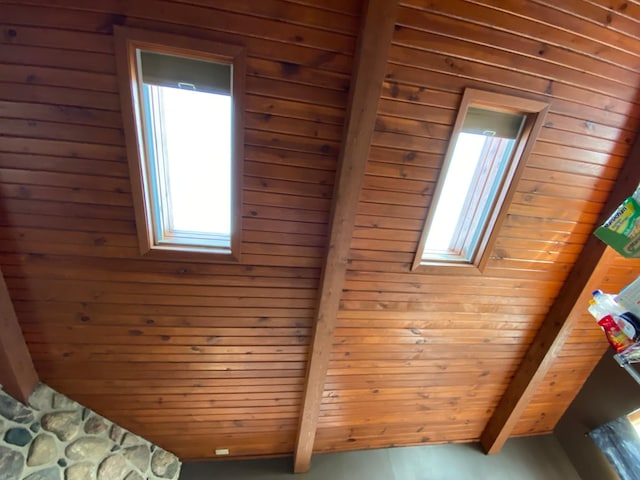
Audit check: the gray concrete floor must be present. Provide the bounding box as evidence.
[180,435,581,480]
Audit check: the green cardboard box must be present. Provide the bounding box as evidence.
[595,196,640,258]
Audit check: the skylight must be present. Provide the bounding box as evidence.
[412,89,549,271]
[421,125,521,262]
[143,80,231,248]
[114,27,245,260]
[422,132,491,256]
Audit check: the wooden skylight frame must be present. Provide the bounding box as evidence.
[114,26,245,262]
[412,88,549,272]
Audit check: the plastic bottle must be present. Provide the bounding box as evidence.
[592,290,640,342]
[588,299,635,353]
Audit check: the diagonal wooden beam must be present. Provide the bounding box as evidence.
[0,268,38,403]
[480,133,640,454]
[293,0,399,473]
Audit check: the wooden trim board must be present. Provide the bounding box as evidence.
[0,268,38,404]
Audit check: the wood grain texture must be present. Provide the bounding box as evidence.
[2,0,640,465]
[1,0,358,459]
[113,26,246,261]
[312,0,640,456]
[293,0,399,472]
[0,268,38,403]
[480,130,640,453]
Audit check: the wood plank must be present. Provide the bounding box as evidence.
[382,75,635,132]
[0,253,320,279]
[0,0,359,462]
[479,131,640,453]
[0,101,123,128]
[0,24,113,53]
[395,6,640,88]
[0,119,123,146]
[3,0,640,462]
[245,113,343,143]
[402,0,640,70]
[512,257,640,435]
[0,44,116,74]
[0,268,38,403]
[246,95,344,126]
[293,0,398,472]
[5,0,357,52]
[390,21,639,103]
[0,154,128,180]
[0,64,118,93]
[178,0,360,34]
[525,0,640,48]
[247,57,350,92]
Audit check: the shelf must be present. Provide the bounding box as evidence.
[613,343,640,385]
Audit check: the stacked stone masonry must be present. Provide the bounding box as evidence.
[0,384,181,480]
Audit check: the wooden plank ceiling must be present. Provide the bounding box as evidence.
[2,0,640,463]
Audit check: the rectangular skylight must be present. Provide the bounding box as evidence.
[115,27,245,260]
[422,127,520,262]
[413,89,549,271]
[143,82,231,247]
[140,51,233,252]
[422,132,491,256]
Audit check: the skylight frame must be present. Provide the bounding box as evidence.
[412,89,549,272]
[114,26,245,262]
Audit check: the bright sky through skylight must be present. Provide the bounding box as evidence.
[423,132,486,255]
[159,86,231,235]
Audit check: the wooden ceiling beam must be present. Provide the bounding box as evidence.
[480,134,640,454]
[0,268,38,403]
[293,0,399,473]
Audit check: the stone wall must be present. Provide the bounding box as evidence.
[0,384,181,480]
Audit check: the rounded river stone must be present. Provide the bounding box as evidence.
[0,445,24,480]
[52,393,75,410]
[97,454,128,480]
[23,467,60,480]
[124,471,144,480]
[0,394,34,423]
[84,416,108,435]
[5,427,32,447]
[65,437,111,461]
[109,425,123,443]
[41,411,81,442]
[64,462,93,480]
[28,384,52,411]
[123,445,150,472]
[27,433,57,466]
[151,449,179,478]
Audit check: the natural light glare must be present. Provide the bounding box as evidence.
[155,86,231,236]
[423,133,486,255]
[630,409,640,436]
